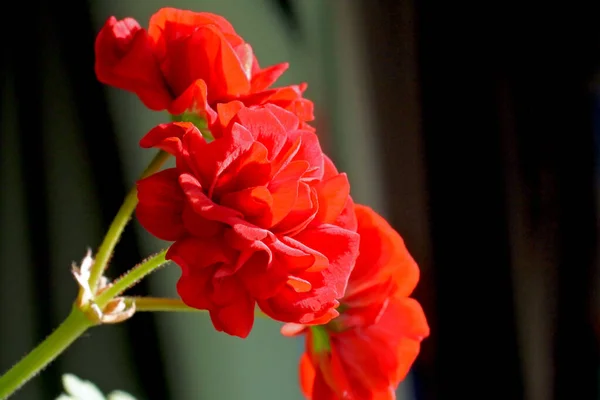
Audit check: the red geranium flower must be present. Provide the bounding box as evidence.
[95,7,313,123]
[282,205,429,399]
[135,103,359,337]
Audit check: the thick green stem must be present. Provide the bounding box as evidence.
[0,252,169,398]
[0,307,93,399]
[0,151,172,399]
[95,250,169,309]
[88,150,170,292]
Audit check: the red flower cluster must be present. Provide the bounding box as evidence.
[95,6,428,398]
[282,205,429,399]
[136,102,359,337]
[95,7,313,123]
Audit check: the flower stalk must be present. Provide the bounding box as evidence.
[88,150,170,293]
[0,152,170,399]
[127,297,269,319]
[0,307,93,399]
[95,250,169,309]
[126,297,200,312]
[0,251,169,399]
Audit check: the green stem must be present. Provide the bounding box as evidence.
[125,296,269,318]
[95,250,169,309]
[0,252,169,398]
[0,151,172,399]
[126,297,202,312]
[88,150,171,293]
[0,307,93,399]
[310,325,331,353]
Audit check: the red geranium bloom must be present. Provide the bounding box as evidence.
[282,205,429,399]
[135,103,359,337]
[95,7,313,123]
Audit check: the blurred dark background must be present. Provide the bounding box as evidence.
[1,0,599,399]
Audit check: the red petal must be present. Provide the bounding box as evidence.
[159,24,249,102]
[220,186,273,217]
[176,264,215,310]
[313,173,350,226]
[148,8,237,45]
[264,103,300,131]
[321,155,339,180]
[287,276,312,293]
[237,250,287,299]
[181,203,224,238]
[168,79,215,123]
[299,352,317,398]
[231,106,288,159]
[209,294,256,338]
[386,299,429,383]
[209,27,252,100]
[136,168,185,241]
[168,235,236,270]
[261,159,312,228]
[288,131,324,181]
[247,84,315,122]
[372,388,397,400]
[269,134,302,180]
[210,273,247,306]
[335,298,390,329]
[311,367,337,400]
[250,62,289,92]
[139,122,196,155]
[271,236,327,272]
[234,43,254,80]
[95,16,172,110]
[333,297,429,393]
[272,183,319,236]
[333,335,392,394]
[349,205,419,298]
[214,101,245,136]
[178,173,243,225]
[385,297,430,342]
[281,323,306,337]
[211,142,270,198]
[272,159,309,183]
[327,346,356,398]
[171,235,237,312]
[259,225,359,324]
[224,222,270,251]
[181,124,254,193]
[294,225,360,298]
[263,179,299,228]
[332,196,358,231]
[150,13,249,102]
[343,279,395,312]
[306,308,339,326]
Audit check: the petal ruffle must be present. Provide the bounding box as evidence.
[136,168,185,241]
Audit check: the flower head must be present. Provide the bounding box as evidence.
[282,205,429,399]
[135,103,358,337]
[95,8,313,123]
